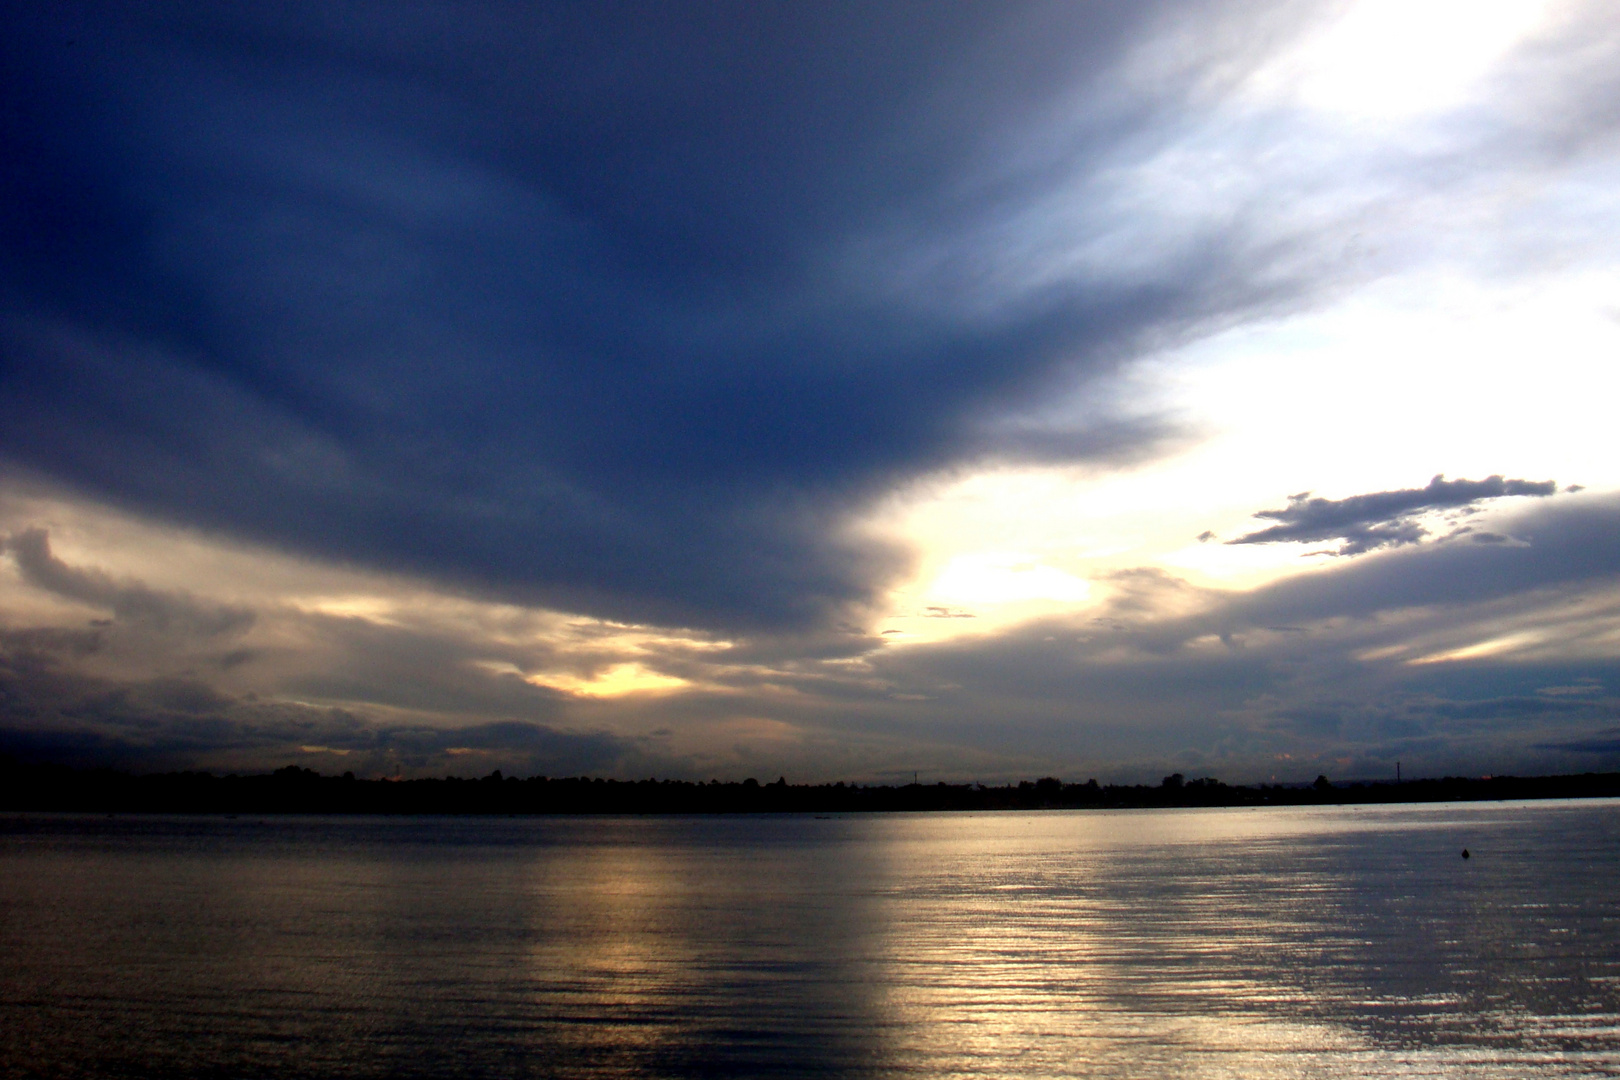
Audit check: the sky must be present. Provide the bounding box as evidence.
[2,0,1618,784]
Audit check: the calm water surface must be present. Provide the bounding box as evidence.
[2,801,1618,1078]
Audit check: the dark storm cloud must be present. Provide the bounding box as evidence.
[1540,728,1620,754]
[380,720,626,767]
[0,0,1332,631]
[0,627,633,775]
[1227,474,1558,555]
[274,610,591,725]
[4,527,254,635]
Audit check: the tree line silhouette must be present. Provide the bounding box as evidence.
[3,757,1618,815]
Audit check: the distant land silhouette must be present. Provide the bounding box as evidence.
[3,758,1619,815]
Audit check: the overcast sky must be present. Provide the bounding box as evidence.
[3,0,1617,783]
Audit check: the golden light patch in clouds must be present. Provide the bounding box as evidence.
[1,479,745,721]
[554,621,734,656]
[502,622,733,698]
[864,469,1103,643]
[287,595,407,623]
[1407,632,1546,665]
[526,663,691,698]
[867,458,1270,646]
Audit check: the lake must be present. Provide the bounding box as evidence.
[2,801,1617,1078]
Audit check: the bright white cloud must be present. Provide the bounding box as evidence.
[1262,0,1559,120]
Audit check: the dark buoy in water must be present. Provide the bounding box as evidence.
[1461,848,1470,859]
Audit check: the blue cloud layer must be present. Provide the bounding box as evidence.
[1,0,1248,630]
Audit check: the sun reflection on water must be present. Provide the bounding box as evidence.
[2,804,1617,1078]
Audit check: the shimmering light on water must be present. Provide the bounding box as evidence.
[2,802,1617,1078]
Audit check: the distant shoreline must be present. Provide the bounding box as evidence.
[4,758,1620,815]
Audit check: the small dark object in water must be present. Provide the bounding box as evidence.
[1461,848,1470,859]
